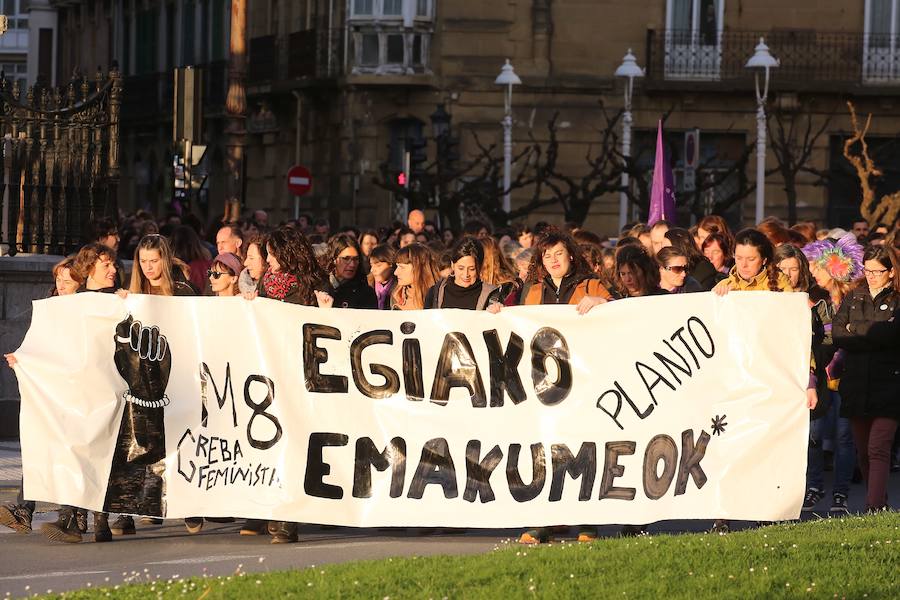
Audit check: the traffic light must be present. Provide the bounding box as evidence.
[409,138,428,179]
[396,172,407,187]
[443,136,460,172]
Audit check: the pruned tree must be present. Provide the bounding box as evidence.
[843,101,900,227]
[767,102,831,225]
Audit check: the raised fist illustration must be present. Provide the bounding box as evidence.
[104,315,172,517]
[114,315,172,408]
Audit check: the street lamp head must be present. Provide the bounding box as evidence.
[614,49,644,80]
[745,37,779,70]
[430,103,451,139]
[494,59,522,87]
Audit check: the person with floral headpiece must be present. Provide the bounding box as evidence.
[799,233,865,514]
[833,244,900,513]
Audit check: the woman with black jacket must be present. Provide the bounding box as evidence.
[833,244,900,512]
[318,234,377,309]
[425,237,501,310]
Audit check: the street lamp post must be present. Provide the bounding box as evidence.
[745,37,779,225]
[614,49,644,232]
[494,59,521,214]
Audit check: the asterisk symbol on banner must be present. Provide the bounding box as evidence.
[711,414,728,436]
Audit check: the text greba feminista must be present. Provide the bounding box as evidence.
[179,315,717,502]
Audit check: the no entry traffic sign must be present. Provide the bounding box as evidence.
[287,165,312,196]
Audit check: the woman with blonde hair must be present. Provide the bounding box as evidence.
[392,243,440,310]
[130,234,195,296]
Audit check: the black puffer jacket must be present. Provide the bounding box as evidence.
[324,274,377,309]
[832,285,900,420]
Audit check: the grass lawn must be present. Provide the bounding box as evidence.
[47,512,899,599]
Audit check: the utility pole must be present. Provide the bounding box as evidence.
[224,0,247,223]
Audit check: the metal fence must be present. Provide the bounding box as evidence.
[0,68,122,256]
[646,29,900,90]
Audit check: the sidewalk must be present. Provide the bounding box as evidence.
[0,440,21,487]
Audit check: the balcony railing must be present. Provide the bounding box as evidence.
[646,29,900,89]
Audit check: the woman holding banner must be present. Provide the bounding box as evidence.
[425,237,501,310]
[515,230,611,313]
[833,244,900,513]
[391,243,440,310]
[207,253,243,297]
[711,228,805,533]
[130,234,196,297]
[502,230,610,544]
[248,227,328,542]
[1,257,94,542]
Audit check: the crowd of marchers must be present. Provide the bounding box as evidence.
[1,207,898,545]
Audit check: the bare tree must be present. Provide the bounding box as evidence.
[843,101,900,227]
[767,103,831,225]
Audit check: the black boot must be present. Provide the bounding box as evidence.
[93,512,112,543]
[41,507,82,543]
[0,503,33,534]
[271,521,298,544]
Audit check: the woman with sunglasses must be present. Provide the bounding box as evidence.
[664,228,723,290]
[316,234,377,309]
[656,247,704,293]
[207,253,243,297]
[833,244,900,513]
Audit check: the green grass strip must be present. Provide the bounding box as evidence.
[45,512,900,599]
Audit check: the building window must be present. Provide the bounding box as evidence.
[0,0,29,51]
[353,0,374,16]
[664,0,724,80]
[1,62,27,89]
[351,0,433,20]
[864,0,900,83]
[349,0,433,74]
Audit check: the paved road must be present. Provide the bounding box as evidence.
[1,439,898,597]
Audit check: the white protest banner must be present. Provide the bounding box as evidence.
[14,292,811,526]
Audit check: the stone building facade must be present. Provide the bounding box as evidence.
[47,0,900,234]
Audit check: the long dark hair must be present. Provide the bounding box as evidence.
[527,230,592,283]
[616,244,660,297]
[266,227,326,304]
[734,228,782,292]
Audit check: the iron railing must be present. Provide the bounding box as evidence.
[0,69,122,255]
[646,29,900,90]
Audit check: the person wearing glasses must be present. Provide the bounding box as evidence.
[207,253,243,297]
[656,247,704,293]
[316,234,377,309]
[833,244,900,513]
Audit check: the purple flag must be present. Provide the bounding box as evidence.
[648,120,676,226]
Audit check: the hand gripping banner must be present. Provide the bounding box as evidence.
[13,292,811,526]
